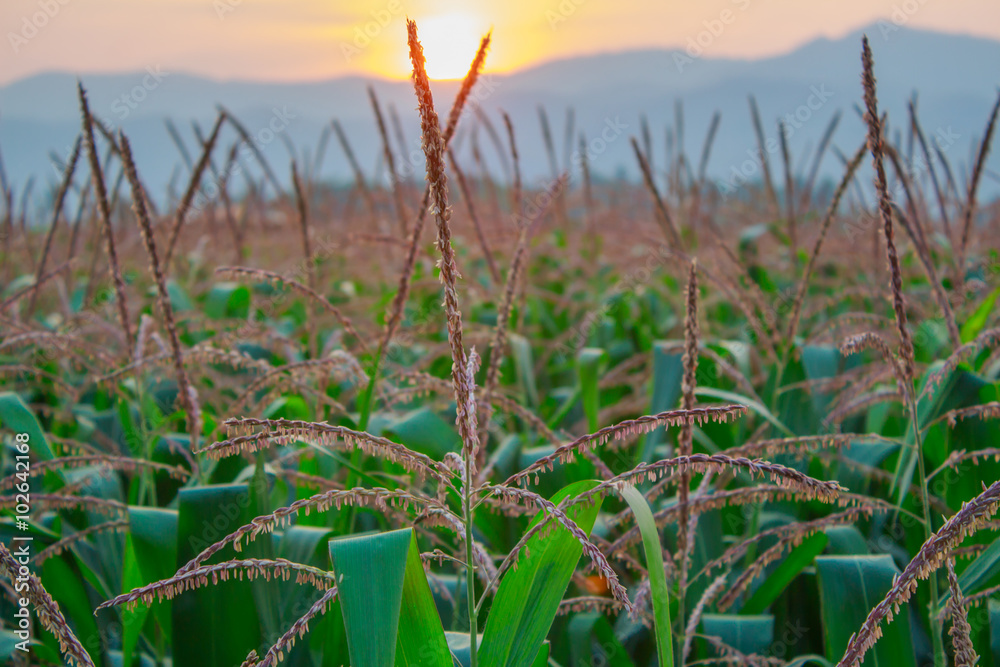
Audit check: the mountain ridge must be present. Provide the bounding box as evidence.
[1,22,998,205]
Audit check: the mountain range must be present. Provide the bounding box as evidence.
[1,22,998,210]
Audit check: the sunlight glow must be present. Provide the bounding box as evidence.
[416,13,487,80]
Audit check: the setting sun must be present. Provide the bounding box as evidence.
[415,13,488,80]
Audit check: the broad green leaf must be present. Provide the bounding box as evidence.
[174,485,262,667]
[0,392,55,461]
[120,535,150,667]
[128,507,177,638]
[895,366,990,506]
[480,480,604,667]
[277,525,337,619]
[989,599,1000,666]
[446,633,549,667]
[567,612,634,667]
[961,286,1000,343]
[641,342,683,462]
[0,629,58,663]
[798,345,857,429]
[509,334,539,409]
[823,526,870,555]
[816,555,916,667]
[742,533,828,614]
[274,525,349,667]
[107,649,158,666]
[577,348,608,433]
[696,387,793,437]
[938,535,1000,609]
[165,279,193,311]
[249,457,280,645]
[263,395,311,422]
[385,408,461,459]
[621,484,673,667]
[204,282,251,319]
[701,614,773,656]
[395,530,452,667]
[328,527,450,667]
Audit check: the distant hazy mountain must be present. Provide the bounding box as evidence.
[1,23,998,210]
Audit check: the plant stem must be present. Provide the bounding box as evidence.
[908,391,944,666]
[343,342,384,533]
[464,451,478,667]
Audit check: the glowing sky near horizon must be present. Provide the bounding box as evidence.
[1,0,998,85]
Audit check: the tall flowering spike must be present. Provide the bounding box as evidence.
[681,259,700,436]
[119,131,201,449]
[861,36,915,386]
[406,18,480,464]
[442,32,491,145]
[78,81,132,344]
[677,258,699,587]
[380,27,490,353]
[946,559,979,667]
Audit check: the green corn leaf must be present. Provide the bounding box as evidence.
[696,387,793,437]
[815,555,916,667]
[989,599,1000,665]
[823,526,870,555]
[641,342,683,462]
[174,485,262,667]
[120,535,150,667]
[127,507,177,639]
[204,282,251,319]
[328,527,450,667]
[893,367,989,507]
[937,534,1000,610]
[567,612,634,667]
[395,529,452,667]
[385,407,461,459]
[577,347,608,433]
[509,334,539,409]
[621,484,673,667]
[0,392,55,461]
[961,286,1000,343]
[701,614,773,657]
[741,532,828,614]
[480,480,604,667]
[446,633,549,667]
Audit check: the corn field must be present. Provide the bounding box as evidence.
[1,20,1000,667]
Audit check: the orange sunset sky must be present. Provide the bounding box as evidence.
[1,0,999,85]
